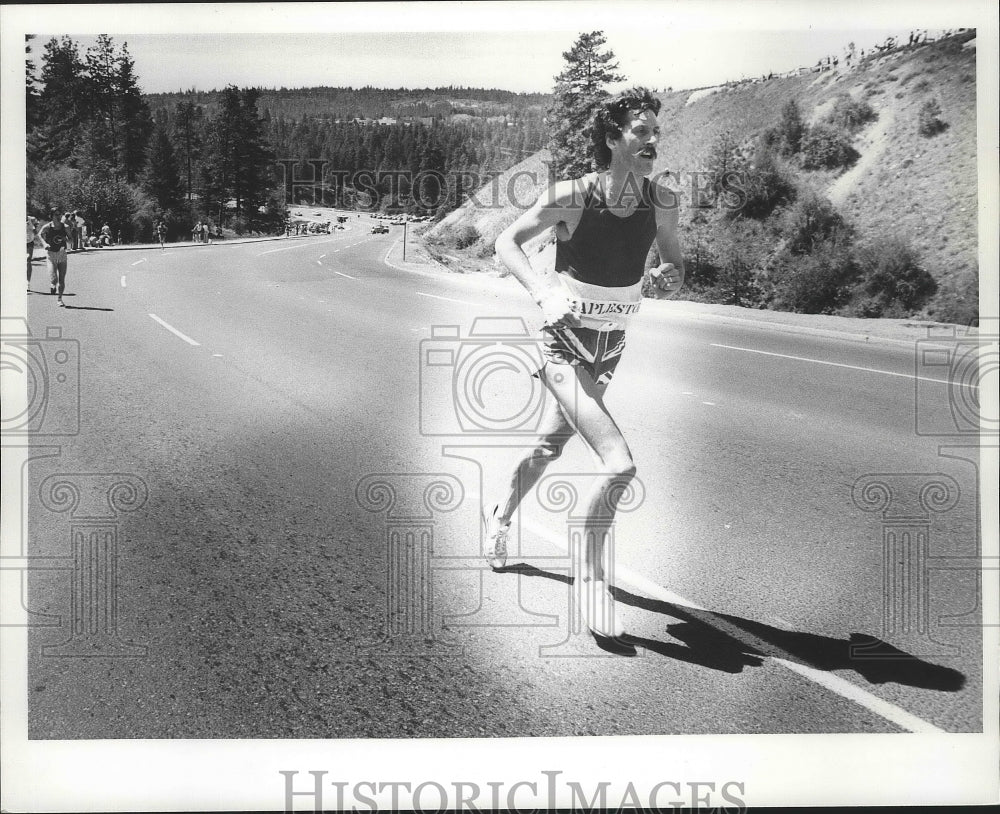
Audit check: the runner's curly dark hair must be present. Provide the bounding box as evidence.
[591,87,662,170]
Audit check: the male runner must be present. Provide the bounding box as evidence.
[38,208,70,307]
[491,88,684,638]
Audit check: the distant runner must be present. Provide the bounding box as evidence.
[491,87,685,639]
[38,208,70,307]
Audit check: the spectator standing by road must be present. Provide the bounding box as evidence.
[62,212,76,253]
[201,221,210,244]
[26,215,37,289]
[38,208,70,307]
[74,211,86,250]
[100,223,113,246]
[156,219,167,249]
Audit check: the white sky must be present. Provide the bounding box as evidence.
[21,0,985,95]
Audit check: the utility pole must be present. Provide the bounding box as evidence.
[403,218,407,262]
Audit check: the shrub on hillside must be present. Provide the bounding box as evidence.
[710,218,769,308]
[800,125,859,170]
[850,237,937,316]
[679,212,719,290]
[926,268,979,326]
[779,193,853,255]
[918,98,948,137]
[454,224,480,250]
[824,94,877,133]
[762,99,806,156]
[770,239,858,314]
[735,145,798,220]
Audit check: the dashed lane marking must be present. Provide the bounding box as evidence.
[334,271,356,280]
[120,276,127,288]
[256,238,341,256]
[416,291,480,307]
[710,343,968,387]
[148,313,201,346]
[131,258,146,266]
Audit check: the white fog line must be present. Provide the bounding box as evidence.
[148,314,201,346]
[416,291,479,307]
[256,238,338,256]
[520,517,943,734]
[710,343,968,387]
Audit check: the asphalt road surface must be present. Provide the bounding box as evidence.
[22,217,983,738]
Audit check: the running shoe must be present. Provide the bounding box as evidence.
[581,579,625,638]
[482,504,509,570]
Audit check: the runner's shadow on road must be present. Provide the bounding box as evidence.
[612,587,965,691]
[61,304,114,311]
[506,565,763,667]
[496,563,571,583]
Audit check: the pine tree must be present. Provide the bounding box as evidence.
[79,36,153,181]
[143,124,183,212]
[116,43,153,182]
[547,31,625,180]
[34,36,88,165]
[172,100,204,203]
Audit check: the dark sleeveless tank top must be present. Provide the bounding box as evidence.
[554,174,657,287]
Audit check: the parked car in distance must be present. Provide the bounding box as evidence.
[371,224,389,234]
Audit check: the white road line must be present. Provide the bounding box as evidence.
[334,271,356,280]
[256,238,339,256]
[316,260,323,266]
[711,343,971,387]
[131,258,146,266]
[120,276,127,288]
[520,516,944,734]
[148,314,201,346]
[701,401,716,406]
[416,291,480,307]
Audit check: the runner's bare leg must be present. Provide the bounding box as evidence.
[537,362,635,583]
[498,394,575,525]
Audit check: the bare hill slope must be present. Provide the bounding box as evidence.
[425,32,979,320]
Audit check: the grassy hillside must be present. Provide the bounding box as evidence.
[425,31,979,322]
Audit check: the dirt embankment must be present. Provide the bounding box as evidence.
[421,33,980,318]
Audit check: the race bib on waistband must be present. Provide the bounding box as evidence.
[558,274,643,330]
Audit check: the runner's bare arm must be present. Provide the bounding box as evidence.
[648,184,685,298]
[495,179,587,325]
